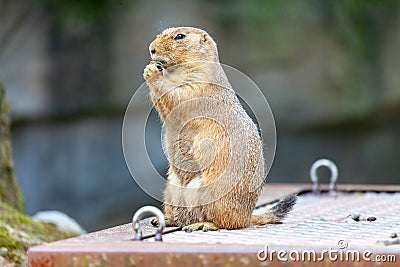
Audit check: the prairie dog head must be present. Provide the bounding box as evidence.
[149,27,219,67]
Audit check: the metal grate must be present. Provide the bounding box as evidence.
[28,184,400,267]
[149,191,400,249]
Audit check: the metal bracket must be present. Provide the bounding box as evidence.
[132,206,165,241]
[310,158,338,196]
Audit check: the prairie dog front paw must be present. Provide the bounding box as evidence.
[143,60,162,81]
[150,216,176,227]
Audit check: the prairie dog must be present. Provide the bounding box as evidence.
[143,26,295,231]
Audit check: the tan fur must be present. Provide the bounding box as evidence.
[144,27,294,230]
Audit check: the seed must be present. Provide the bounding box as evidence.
[366,216,376,222]
[390,233,397,238]
[350,212,360,221]
[383,239,400,246]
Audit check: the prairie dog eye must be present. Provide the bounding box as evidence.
[174,34,186,40]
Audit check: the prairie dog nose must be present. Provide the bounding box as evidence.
[149,40,156,55]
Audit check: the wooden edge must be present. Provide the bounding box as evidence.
[336,184,400,192]
[28,183,400,267]
[28,241,400,267]
[256,183,306,207]
[257,183,400,207]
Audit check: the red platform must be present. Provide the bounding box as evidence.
[28,184,400,266]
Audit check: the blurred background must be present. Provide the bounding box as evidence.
[0,0,399,232]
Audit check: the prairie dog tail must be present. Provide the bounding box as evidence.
[251,194,297,225]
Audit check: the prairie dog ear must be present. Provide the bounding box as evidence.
[201,33,211,44]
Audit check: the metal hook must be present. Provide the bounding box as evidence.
[132,206,165,241]
[310,159,338,196]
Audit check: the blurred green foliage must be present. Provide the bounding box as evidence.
[208,0,399,58]
[34,0,400,60]
[329,0,398,59]
[207,0,400,120]
[37,0,126,29]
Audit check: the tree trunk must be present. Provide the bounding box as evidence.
[0,81,24,211]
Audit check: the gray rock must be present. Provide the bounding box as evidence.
[32,210,86,235]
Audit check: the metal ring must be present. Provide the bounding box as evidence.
[310,159,338,195]
[132,206,165,241]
